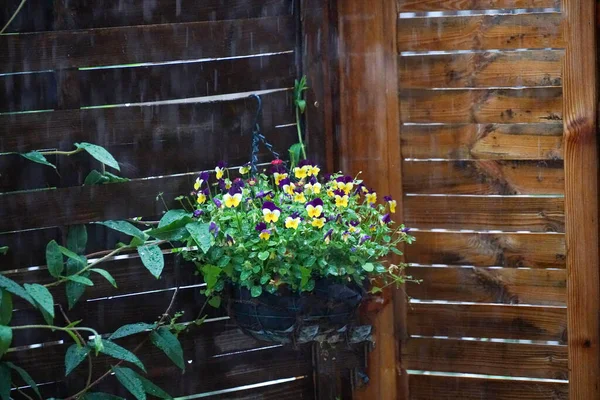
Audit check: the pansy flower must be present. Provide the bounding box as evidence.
[306,198,324,218]
[348,220,360,233]
[262,201,281,223]
[366,192,377,205]
[311,217,326,229]
[215,161,227,180]
[255,222,267,232]
[294,192,307,203]
[342,231,350,241]
[194,178,203,191]
[256,190,272,199]
[209,222,219,237]
[197,188,209,204]
[274,172,288,186]
[384,195,397,213]
[259,229,272,241]
[294,167,308,179]
[193,209,203,218]
[226,234,235,246]
[324,228,334,244]
[239,163,251,175]
[337,181,354,194]
[282,181,296,196]
[223,192,242,208]
[285,216,301,229]
[359,235,371,245]
[213,198,222,208]
[380,213,391,225]
[335,194,349,208]
[401,226,411,233]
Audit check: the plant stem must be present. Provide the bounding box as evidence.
[12,325,101,338]
[39,148,84,157]
[59,305,93,387]
[295,107,307,159]
[0,0,27,35]
[13,385,34,400]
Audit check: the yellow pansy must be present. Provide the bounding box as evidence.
[197,193,207,204]
[306,204,323,218]
[283,183,296,196]
[224,179,232,190]
[349,225,359,233]
[311,218,326,229]
[294,193,307,203]
[263,208,281,223]
[337,181,354,194]
[335,195,349,208]
[194,178,203,191]
[223,193,242,208]
[306,166,320,176]
[327,189,335,197]
[361,186,369,194]
[366,192,377,204]
[259,230,271,240]
[239,165,250,175]
[215,166,225,180]
[305,182,322,194]
[274,173,288,186]
[285,217,301,230]
[294,167,307,179]
[389,200,397,213]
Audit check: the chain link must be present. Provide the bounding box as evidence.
[249,94,280,176]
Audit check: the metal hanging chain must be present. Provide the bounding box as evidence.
[249,94,280,176]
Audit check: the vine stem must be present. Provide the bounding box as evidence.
[0,0,26,35]
[13,385,34,400]
[295,106,307,159]
[39,148,84,157]
[11,325,101,340]
[64,288,180,400]
[59,305,93,387]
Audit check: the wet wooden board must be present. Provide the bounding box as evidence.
[1,16,295,73]
[409,375,568,400]
[404,338,568,379]
[0,71,56,113]
[400,88,562,124]
[399,50,562,89]
[398,0,560,11]
[404,195,564,232]
[408,303,567,342]
[405,231,566,269]
[400,123,563,160]
[407,266,566,305]
[402,160,564,195]
[397,13,564,52]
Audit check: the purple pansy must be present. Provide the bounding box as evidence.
[209,222,219,237]
[199,171,210,182]
[217,161,228,168]
[401,227,411,233]
[256,190,272,199]
[306,198,324,208]
[359,235,371,245]
[381,213,391,224]
[384,195,393,202]
[333,189,346,197]
[213,198,222,208]
[226,234,234,245]
[349,220,359,227]
[262,201,281,212]
[278,177,291,188]
[324,228,334,241]
[336,175,353,183]
[255,222,267,232]
[309,176,318,185]
[193,209,203,218]
[298,159,315,168]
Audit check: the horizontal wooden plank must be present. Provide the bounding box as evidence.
[0,71,56,113]
[0,90,292,153]
[400,88,563,124]
[209,378,313,399]
[54,0,292,31]
[397,13,564,51]
[404,195,564,232]
[400,123,563,160]
[407,266,566,305]
[7,330,312,398]
[409,375,568,400]
[408,303,567,342]
[398,0,560,11]
[405,231,566,268]
[405,338,568,379]
[0,0,53,33]
[0,154,59,193]
[399,50,562,88]
[1,16,295,73]
[78,53,295,107]
[402,160,564,195]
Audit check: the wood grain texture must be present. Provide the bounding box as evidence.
[78,53,295,107]
[400,88,563,124]
[0,71,56,113]
[404,338,568,379]
[397,13,564,51]
[399,50,563,89]
[400,123,563,160]
[405,231,566,269]
[407,266,566,305]
[563,0,600,396]
[409,375,568,400]
[403,160,564,195]
[408,303,567,342]
[404,195,565,232]
[1,16,295,73]
[398,0,560,11]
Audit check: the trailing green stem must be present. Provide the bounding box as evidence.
[39,148,84,157]
[0,0,27,35]
[295,106,307,159]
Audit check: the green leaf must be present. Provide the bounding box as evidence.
[257,251,270,261]
[93,335,104,355]
[99,340,146,372]
[260,274,271,285]
[370,286,383,294]
[97,221,146,241]
[0,291,12,326]
[362,263,375,272]
[5,362,40,398]
[295,99,307,113]
[0,364,9,400]
[75,142,120,171]
[0,327,11,358]
[65,344,91,376]
[146,217,193,241]
[185,222,212,253]
[84,393,125,400]
[150,327,185,371]
[103,171,129,183]
[251,285,263,298]
[20,151,56,169]
[65,258,88,310]
[113,366,146,400]
[390,247,403,256]
[65,275,94,286]
[90,268,117,288]
[0,274,34,306]
[44,240,64,278]
[67,225,88,254]
[0,247,7,256]
[299,266,311,289]
[58,245,83,261]
[24,283,54,322]
[159,210,191,228]
[208,296,221,308]
[288,143,303,169]
[201,265,221,290]
[136,373,173,399]
[137,245,164,278]
[84,170,105,185]
[109,323,155,340]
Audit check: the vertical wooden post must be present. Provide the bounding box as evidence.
[335,0,404,399]
[563,0,600,398]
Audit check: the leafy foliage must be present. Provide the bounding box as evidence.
[75,142,120,171]
[65,344,91,376]
[20,151,56,169]
[150,327,185,371]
